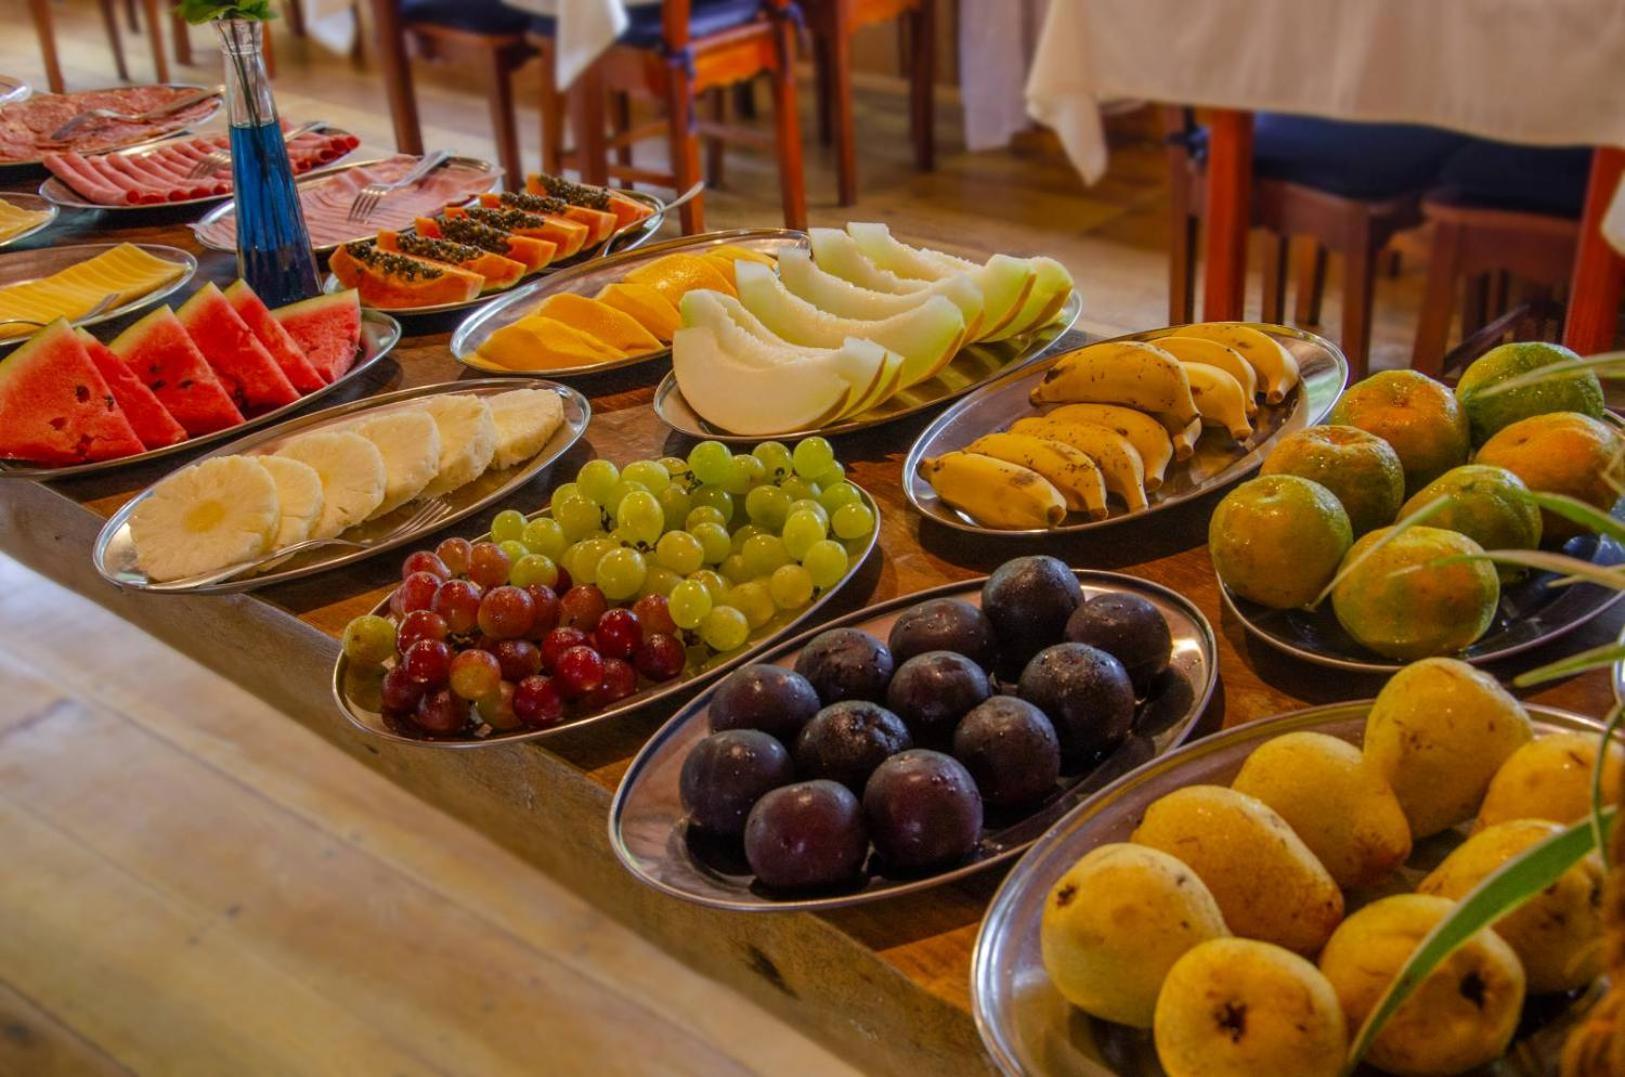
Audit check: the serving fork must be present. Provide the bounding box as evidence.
[185,120,326,179]
[595,181,704,259]
[346,150,452,223]
[49,85,224,141]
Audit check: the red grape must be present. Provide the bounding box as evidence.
[414,687,470,734]
[513,675,564,729]
[435,537,474,576]
[478,585,536,640]
[431,579,483,635]
[555,645,605,699]
[395,609,448,652]
[634,633,686,682]
[448,648,502,701]
[468,542,511,589]
[632,594,678,636]
[396,571,441,614]
[587,657,638,707]
[477,680,521,731]
[593,608,642,660]
[525,584,561,639]
[540,626,590,673]
[402,550,450,581]
[492,639,543,681]
[553,566,574,594]
[559,584,608,630]
[380,665,425,713]
[402,639,452,687]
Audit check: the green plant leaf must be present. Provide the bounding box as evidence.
[1470,350,1625,399]
[1422,549,1625,589]
[1594,705,1623,871]
[1522,490,1625,544]
[1344,807,1616,1075]
[1514,640,1625,687]
[1309,496,1454,609]
[173,0,275,24]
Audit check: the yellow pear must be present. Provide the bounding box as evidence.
[1478,732,1625,829]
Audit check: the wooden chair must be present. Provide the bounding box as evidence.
[530,0,807,234]
[27,0,172,91]
[802,0,936,206]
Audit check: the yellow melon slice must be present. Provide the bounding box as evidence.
[623,253,737,304]
[476,315,627,371]
[595,282,681,341]
[532,293,663,355]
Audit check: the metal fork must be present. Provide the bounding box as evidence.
[346,149,452,223]
[0,292,118,331]
[49,84,224,141]
[175,497,456,587]
[185,120,326,179]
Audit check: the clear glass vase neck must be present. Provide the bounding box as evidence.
[215,19,276,130]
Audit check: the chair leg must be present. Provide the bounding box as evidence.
[170,13,191,65]
[811,31,833,147]
[1384,248,1402,278]
[124,0,139,33]
[486,56,523,191]
[610,92,634,186]
[705,88,726,189]
[1340,220,1377,380]
[569,58,610,186]
[664,63,705,233]
[909,0,936,172]
[97,0,131,82]
[769,13,808,229]
[1260,232,1288,324]
[827,19,857,206]
[138,0,169,81]
[1293,240,1327,325]
[538,46,564,178]
[28,0,65,93]
[732,80,757,121]
[1412,220,1465,378]
[1462,274,1489,335]
[283,0,306,38]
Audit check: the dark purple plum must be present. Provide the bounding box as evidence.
[793,628,894,705]
[981,556,1083,677]
[862,750,983,871]
[707,664,822,744]
[885,650,991,741]
[1064,593,1173,693]
[952,696,1061,809]
[793,700,912,792]
[743,780,869,890]
[1017,643,1134,766]
[680,730,795,837]
[887,598,998,669]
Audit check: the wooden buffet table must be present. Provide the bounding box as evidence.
[3,197,1619,1077]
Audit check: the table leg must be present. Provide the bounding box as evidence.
[1563,147,1625,355]
[568,59,610,186]
[28,0,66,94]
[139,0,170,82]
[1201,109,1253,321]
[367,0,424,156]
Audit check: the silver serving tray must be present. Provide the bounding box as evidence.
[0,241,196,346]
[652,291,1084,444]
[0,191,57,248]
[93,378,589,594]
[971,700,1603,1077]
[0,309,400,480]
[332,485,881,749]
[610,570,1217,912]
[320,188,668,317]
[450,228,808,378]
[0,83,222,169]
[0,75,29,107]
[192,153,500,254]
[39,122,361,212]
[903,322,1349,535]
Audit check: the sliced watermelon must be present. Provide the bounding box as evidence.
[177,282,300,412]
[110,306,244,436]
[0,319,146,464]
[272,288,362,382]
[76,328,187,449]
[223,279,326,392]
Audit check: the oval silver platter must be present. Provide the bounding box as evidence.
[971,700,1602,1077]
[0,310,400,480]
[0,241,196,347]
[904,322,1349,535]
[93,378,588,594]
[319,188,668,317]
[192,153,500,254]
[652,290,1084,445]
[332,486,880,749]
[0,191,57,248]
[39,122,361,212]
[0,75,29,107]
[0,83,222,169]
[450,228,808,378]
[610,569,1217,913]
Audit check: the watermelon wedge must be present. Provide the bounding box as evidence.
[111,306,244,436]
[177,282,300,412]
[223,279,326,392]
[0,319,146,465]
[272,289,362,382]
[76,328,187,449]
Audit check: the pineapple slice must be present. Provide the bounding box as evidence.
[487,388,565,470]
[349,409,443,518]
[128,456,280,581]
[275,431,387,539]
[256,455,325,548]
[417,395,497,499]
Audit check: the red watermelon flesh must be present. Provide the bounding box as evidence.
[177,282,300,412]
[76,329,187,449]
[0,320,146,465]
[272,288,362,382]
[111,306,244,436]
[223,279,326,392]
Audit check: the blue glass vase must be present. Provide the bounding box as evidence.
[217,18,319,307]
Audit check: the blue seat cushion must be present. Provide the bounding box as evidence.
[1249,113,1468,200]
[1435,140,1592,218]
[401,0,532,36]
[531,0,767,50]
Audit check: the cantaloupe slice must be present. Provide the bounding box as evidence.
[476,315,625,371]
[595,282,681,341]
[777,248,985,339]
[533,293,662,355]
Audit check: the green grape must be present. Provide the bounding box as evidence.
[522,517,567,559]
[655,530,705,575]
[745,485,791,530]
[741,533,791,578]
[781,510,828,561]
[668,579,713,629]
[700,605,751,652]
[621,459,671,494]
[786,498,829,528]
[690,485,733,520]
[719,457,754,496]
[726,581,776,629]
[567,536,616,584]
[685,505,727,530]
[577,459,620,504]
[792,436,835,479]
[596,547,647,601]
[803,540,849,589]
[818,481,862,513]
[555,494,604,541]
[691,521,731,564]
[612,525,641,548]
[688,568,728,602]
[751,441,792,481]
[688,441,734,486]
[730,523,764,554]
[342,614,396,667]
[510,553,559,588]
[779,476,819,501]
[768,564,814,610]
[604,478,649,516]
[640,566,682,598]
[491,509,526,544]
[736,454,766,486]
[719,553,752,584]
[832,501,876,541]
[498,539,528,564]
[657,486,692,533]
[659,456,696,490]
[811,461,846,488]
[616,490,665,546]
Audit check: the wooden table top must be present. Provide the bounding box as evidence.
[6,182,1618,1075]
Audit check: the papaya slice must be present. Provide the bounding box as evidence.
[414,216,556,272]
[376,230,526,291]
[329,242,483,308]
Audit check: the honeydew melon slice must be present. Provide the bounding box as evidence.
[808,228,926,294]
[843,223,1036,340]
[733,261,966,390]
[987,256,1074,340]
[778,248,986,340]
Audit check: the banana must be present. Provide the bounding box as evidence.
[919,451,1067,530]
[1172,323,1300,404]
[1009,416,1148,512]
[1156,413,1204,461]
[1029,340,1199,425]
[1155,335,1259,415]
[1042,403,1174,492]
[1183,362,1254,441]
[964,432,1110,519]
